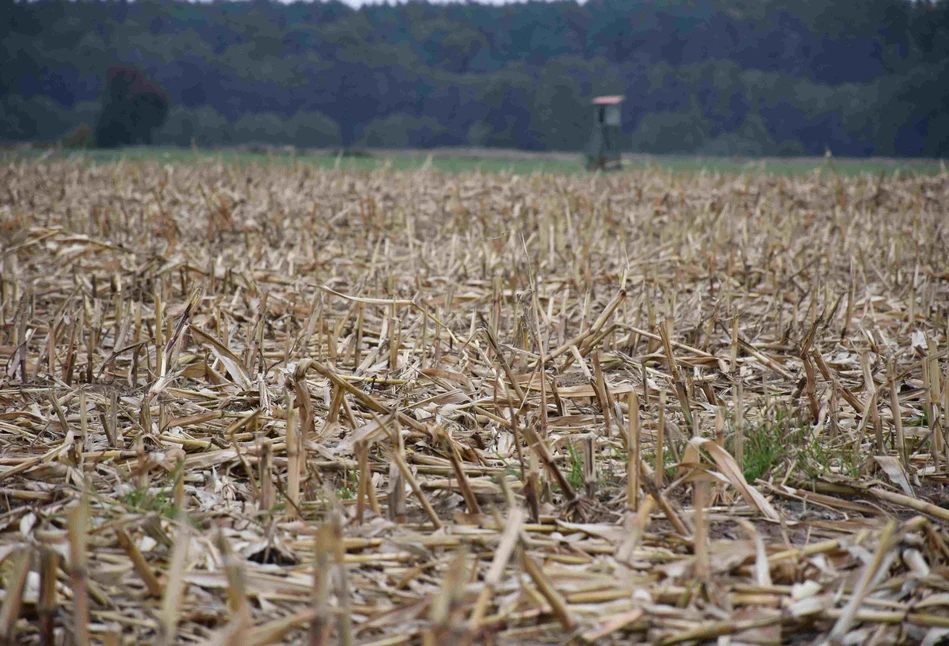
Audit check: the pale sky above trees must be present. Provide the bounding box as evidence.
[337,0,561,5]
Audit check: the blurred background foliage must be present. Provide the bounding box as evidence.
[2,0,947,156]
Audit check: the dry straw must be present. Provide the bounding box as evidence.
[0,157,948,644]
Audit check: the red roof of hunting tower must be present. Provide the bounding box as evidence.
[592,95,624,105]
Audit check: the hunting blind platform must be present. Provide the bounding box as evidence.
[586,95,624,171]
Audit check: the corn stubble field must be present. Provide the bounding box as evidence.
[1,158,949,646]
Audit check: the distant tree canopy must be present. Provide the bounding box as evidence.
[2,0,948,157]
[95,66,169,147]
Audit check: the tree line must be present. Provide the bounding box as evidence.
[2,0,947,157]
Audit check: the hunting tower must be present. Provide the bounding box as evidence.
[586,95,624,171]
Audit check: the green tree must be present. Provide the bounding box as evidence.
[3,0,947,156]
[356,114,450,148]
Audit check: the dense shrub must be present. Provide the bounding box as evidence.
[62,123,94,149]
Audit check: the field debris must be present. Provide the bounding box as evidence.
[1,158,949,644]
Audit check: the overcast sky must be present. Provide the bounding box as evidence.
[337,0,571,6]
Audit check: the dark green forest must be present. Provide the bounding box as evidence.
[2,0,948,157]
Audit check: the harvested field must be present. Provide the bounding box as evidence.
[1,159,949,645]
